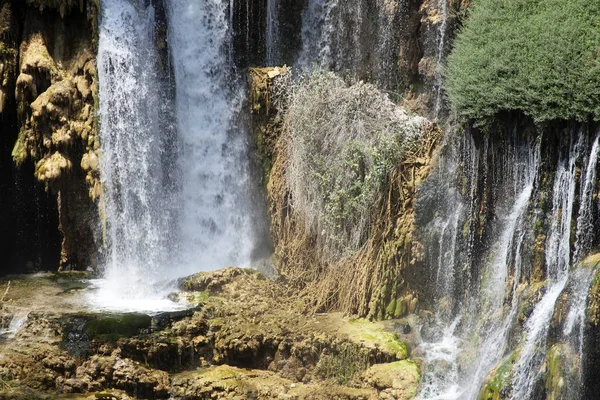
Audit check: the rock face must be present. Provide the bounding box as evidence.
[0,269,421,399]
[0,0,100,271]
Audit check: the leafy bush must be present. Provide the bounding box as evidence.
[446,0,600,125]
[285,71,425,257]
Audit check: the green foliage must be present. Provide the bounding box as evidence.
[446,0,600,125]
[286,71,425,257]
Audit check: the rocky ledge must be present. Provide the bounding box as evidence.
[0,268,420,399]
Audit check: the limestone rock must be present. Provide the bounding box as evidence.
[5,1,101,270]
[362,361,420,400]
[35,151,72,182]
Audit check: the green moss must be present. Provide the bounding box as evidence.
[84,313,151,341]
[186,291,209,304]
[346,319,409,359]
[588,267,600,326]
[394,298,407,318]
[386,299,397,318]
[446,0,600,125]
[12,134,28,166]
[581,253,600,270]
[370,359,418,375]
[365,359,420,391]
[477,352,517,400]
[546,345,563,399]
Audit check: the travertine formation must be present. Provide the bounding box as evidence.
[1,0,100,270]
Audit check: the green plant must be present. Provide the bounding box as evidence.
[446,0,600,126]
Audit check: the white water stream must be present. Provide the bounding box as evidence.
[511,134,581,399]
[266,0,280,65]
[166,0,253,271]
[433,0,448,119]
[94,0,253,312]
[417,127,600,399]
[575,131,600,260]
[418,135,540,400]
[96,0,178,311]
[298,0,339,69]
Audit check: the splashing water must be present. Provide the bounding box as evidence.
[96,0,179,311]
[94,0,253,312]
[0,309,29,339]
[166,0,253,272]
[417,131,540,400]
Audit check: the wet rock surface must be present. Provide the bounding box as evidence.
[0,268,420,399]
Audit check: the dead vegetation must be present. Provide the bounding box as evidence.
[255,69,440,318]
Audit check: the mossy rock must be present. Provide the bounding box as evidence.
[587,262,600,326]
[477,351,518,400]
[173,365,377,399]
[11,134,28,166]
[345,318,409,360]
[84,313,151,341]
[386,299,397,318]
[545,343,581,400]
[362,360,420,399]
[580,253,600,270]
[386,298,409,319]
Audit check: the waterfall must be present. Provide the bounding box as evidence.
[297,0,338,69]
[96,0,177,310]
[460,137,540,399]
[266,0,280,65]
[511,132,581,399]
[462,140,539,399]
[417,125,600,399]
[94,0,253,311]
[433,0,448,119]
[166,0,253,271]
[417,130,540,399]
[560,266,596,398]
[575,130,600,260]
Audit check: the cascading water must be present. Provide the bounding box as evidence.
[559,265,596,398]
[416,124,600,399]
[511,132,582,400]
[296,0,400,90]
[95,0,178,310]
[266,0,280,65]
[433,0,448,119]
[94,0,253,311]
[462,139,540,400]
[417,130,540,400]
[166,0,253,271]
[297,0,338,69]
[575,130,600,260]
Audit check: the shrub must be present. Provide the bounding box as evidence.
[285,71,425,257]
[446,0,600,126]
